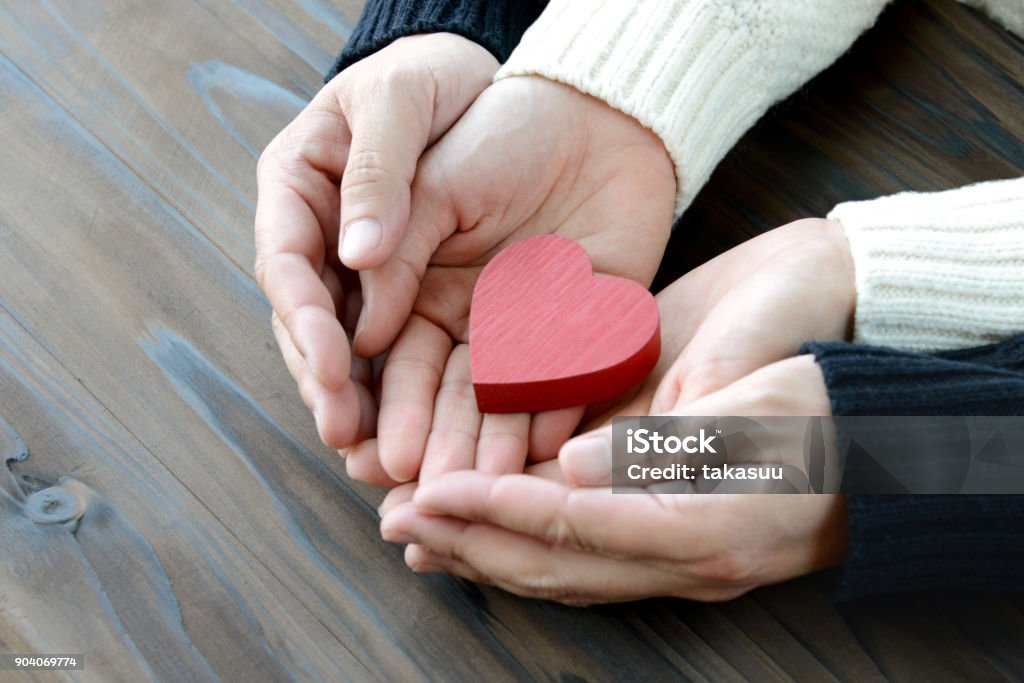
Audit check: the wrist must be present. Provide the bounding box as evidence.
[823,218,857,341]
[827,178,1024,352]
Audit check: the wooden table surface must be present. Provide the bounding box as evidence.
[1,0,1022,681]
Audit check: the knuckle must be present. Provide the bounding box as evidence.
[435,375,475,404]
[342,148,392,198]
[378,61,419,91]
[692,550,756,587]
[377,61,434,104]
[273,122,337,182]
[275,130,315,176]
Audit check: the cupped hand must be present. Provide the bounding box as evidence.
[376,355,847,605]
[254,34,498,448]
[572,216,855,445]
[380,475,847,605]
[344,76,676,485]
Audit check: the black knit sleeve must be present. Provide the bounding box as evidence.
[800,335,1024,601]
[327,0,548,81]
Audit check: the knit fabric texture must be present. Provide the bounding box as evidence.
[802,335,1024,600]
[828,177,1024,353]
[495,0,888,217]
[327,0,546,80]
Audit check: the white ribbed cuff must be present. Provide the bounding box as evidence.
[496,0,886,217]
[830,177,1024,352]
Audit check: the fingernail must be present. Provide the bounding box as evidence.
[412,563,444,574]
[561,435,612,485]
[342,219,382,263]
[378,496,400,517]
[381,525,414,544]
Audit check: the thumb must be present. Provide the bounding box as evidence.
[338,90,431,270]
[559,362,690,486]
[558,426,615,487]
[351,162,458,358]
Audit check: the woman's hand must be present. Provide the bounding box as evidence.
[254,34,498,448]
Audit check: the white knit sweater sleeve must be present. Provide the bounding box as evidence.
[829,177,1024,352]
[495,0,889,216]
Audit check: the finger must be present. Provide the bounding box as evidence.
[559,421,714,488]
[351,156,458,358]
[377,315,452,482]
[420,345,482,481]
[318,375,377,449]
[337,34,499,270]
[255,111,348,385]
[379,482,418,517]
[271,311,314,402]
[527,406,586,463]
[345,439,404,488]
[475,412,531,474]
[414,471,719,559]
[382,503,677,604]
[337,72,434,269]
[404,544,488,581]
[260,251,350,391]
[558,427,614,487]
[272,311,367,448]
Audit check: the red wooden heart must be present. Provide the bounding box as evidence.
[470,235,660,413]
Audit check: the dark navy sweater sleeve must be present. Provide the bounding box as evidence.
[327,0,547,81]
[801,335,1024,601]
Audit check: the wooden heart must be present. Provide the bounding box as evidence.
[470,235,660,413]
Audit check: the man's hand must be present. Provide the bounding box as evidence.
[254,34,498,448]
[344,76,677,485]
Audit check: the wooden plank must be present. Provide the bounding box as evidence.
[0,0,340,279]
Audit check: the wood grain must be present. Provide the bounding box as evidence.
[0,0,1022,681]
[470,236,660,414]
